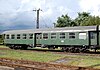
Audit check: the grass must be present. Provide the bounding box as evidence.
[0,49,65,62]
[0,45,8,48]
[63,55,100,69]
[0,45,64,62]
[0,45,100,69]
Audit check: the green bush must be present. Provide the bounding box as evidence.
[0,35,3,44]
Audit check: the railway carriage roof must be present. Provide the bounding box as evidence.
[2,26,97,34]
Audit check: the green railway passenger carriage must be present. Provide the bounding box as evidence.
[2,25,100,52]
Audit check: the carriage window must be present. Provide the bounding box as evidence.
[6,34,10,39]
[23,34,27,39]
[17,34,20,39]
[43,33,48,39]
[79,33,86,39]
[29,34,33,39]
[51,33,56,39]
[69,33,75,39]
[11,34,15,39]
[60,33,65,39]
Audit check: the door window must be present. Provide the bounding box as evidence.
[90,32,95,39]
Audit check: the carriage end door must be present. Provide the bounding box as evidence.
[89,32,97,46]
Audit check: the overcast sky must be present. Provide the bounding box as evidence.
[0,0,100,30]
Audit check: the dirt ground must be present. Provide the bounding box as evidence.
[0,66,14,70]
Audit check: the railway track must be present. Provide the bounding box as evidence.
[26,49,100,58]
[0,57,99,70]
[0,47,100,57]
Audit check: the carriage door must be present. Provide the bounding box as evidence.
[36,33,42,47]
[89,32,97,45]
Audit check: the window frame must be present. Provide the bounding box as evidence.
[51,33,56,39]
[6,34,10,39]
[11,34,15,39]
[43,33,48,39]
[79,32,87,39]
[17,34,20,39]
[69,32,76,39]
[29,34,33,39]
[59,33,65,39]
[22,34,27,39]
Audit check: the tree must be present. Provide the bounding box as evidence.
[74,12,91,26]
[54,12,100,27]
[55,14,74,27]
[81,16,100,26]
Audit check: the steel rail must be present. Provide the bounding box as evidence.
[0,57,99,70]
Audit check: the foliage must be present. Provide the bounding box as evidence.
[80,16,100,26]
[0,35,3,44]
[74,12,91,26]
[55,12,100,27]
[55,14,76,27]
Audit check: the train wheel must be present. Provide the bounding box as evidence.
[9,45,14,49]
[69,47,75,53]
[61,47,66,51]
[48,46,55,50]
[21,46,28,50]
[65,48,69,52]
[94,48,97,52]
[75,48,80,53]
[13,45,19,50]
[80,48,88,53]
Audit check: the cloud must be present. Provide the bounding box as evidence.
[0,0,78,30]
[79,0,100,16]
[16,0,46,12]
